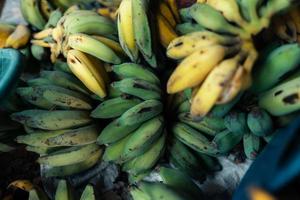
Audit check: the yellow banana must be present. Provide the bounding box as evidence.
[8,180,34,191]
[0,23,15,48]
[191,54,243,117]
[167,45,240,94]
[33,28,53,40]
[167,31,240,59]
[67,50,107,98]
[5,25,31,49]
[117,0,139,62]
[159,1,177,28]
[92,35,127,57]
[157,13,178,48]
[164,0,180,22]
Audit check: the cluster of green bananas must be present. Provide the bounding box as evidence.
[20,0,96,30]
[0,23,31,49]
[92,63,165,180]
[273,5,300,43]
[7,179,96,200]
[130,166,203,200]
[11,69,103,177]
[117,0,157,67]
[166,0,297,118]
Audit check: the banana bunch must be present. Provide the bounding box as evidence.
[272,6,300,43]
[156,0,179,48]
[166,0,297,118]
[92,63,165,178]
[11,69,104,177]
[0,23,31,49]
[130,167,203,200]
[117,0,158,67]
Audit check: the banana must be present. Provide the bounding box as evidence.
[45,9,63,29]
[38,144,100,166]
[27,77,52,86]
[205,0,248,28]
[252,43,300,93]
[55,180,72,200]
[237,0,261,25]
[20,0,47,30]
[247,107,273,136]
[92,35,127,57]
[212,129,243,154]
[243,132,260,160]
[118,100,163,126]
[91,96,142,118]
[97,118,141,145]
[259,0,293,20]
[128,170,151,184]
[167,45,239,94]
[159,2,177,27]
[178,113,225,136]
[5,25,31,49]
[195,152,222,172]
[176,22,204,35]
[121,116,164,161]
[31,45,49,61]
[130,186,151,200]
[44,147,102,177]
[164,0,180,22]
[103,134,132,163]
[39,0,54,19]
[176,100,190,114]
[26,146,64,155]
[191,54,244,118]
[172,122,219,156]
[111,78,161,100]
[117,0,139,62]
[67,49,107,98]
[40,70,89,94]
[122,132,166,174]
[157,13,178,48]
[64,11,117,36]
[158,167,203,199]
[68,33,121,64]
[186,4,248,38]
[137,181,187,200]
[167,31,240,59]
[11,110,92,130]
[0,143,15,153]
[0,23,15,48]
[209,93,242,117]
[113,63,160,85]
[80,185,95,200]
[53,60,72,74]
[224,111,248,134]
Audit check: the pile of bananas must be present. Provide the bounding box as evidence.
[93,63,165,181]
[166,0,297,118]
[7,179,96,200]
[11,69,103,177]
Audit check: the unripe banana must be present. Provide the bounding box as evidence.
[195,152,222,172]
[92,35,127,57]
[176,22,204,35]
[31,45,49,61]
[20,0,47,30]
[209,93,242,117]
[113,63,160,85]
[243,132,260,160]
[130,186,151,200]
[118,100,163,126]
[53,60,72,74]
[121,116,164,161]
[39,0,54,19]
[91,96,142,118]
[97,118,141,145]
[224,111,248,134]
[45,9,63,29]
[80,185,95,200]
[5,25,31,49]
[176,100,190,114]
[111,78,161,100]
[55,180,71,200]
[27,77,52,87]
[212,129,243,154]
[247,107,273,136]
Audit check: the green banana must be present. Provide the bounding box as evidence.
[237,0,261,22]
[158,167,203,200]
[118,100,163,126]
[209,93,242,117]
[31,45,48,61]
[54,180,72,200]
[113,63,160,85]
[121,116,164,161]
[172,122,219,156]
[45,9,63,29]
[130,186,151,200]
[247,107,273,136]
[26,77,53,87]
[122,132,166,174]
[26,146,64,155]
[11,110,92,130]
[259,76,300,116]
[128,170,151,184]
[53,60,72,74]
[176,100,190,114]
[38,143,100,166]
[252,43,300,93]
[20,0,46,30]
[111,78,161,100]
[176,22,205,35]
[0,143,15,153]
[137,181,187,200]
[97,118,141,145]
[80,185,95,200]
[195,152,222,172]
[40,70,89,94]
[243,132,260,159]
[259,0,294,19]
[103,134,132,163]
[44,148,102,177]
[224,111,248,134]
[91,96,142,118]
[212,129,243,154]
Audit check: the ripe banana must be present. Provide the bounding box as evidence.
[157,13,178,48]
[0,23,15,48]
[5,25,31,49]
[247,107,273,136]
[159,2,176,27]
